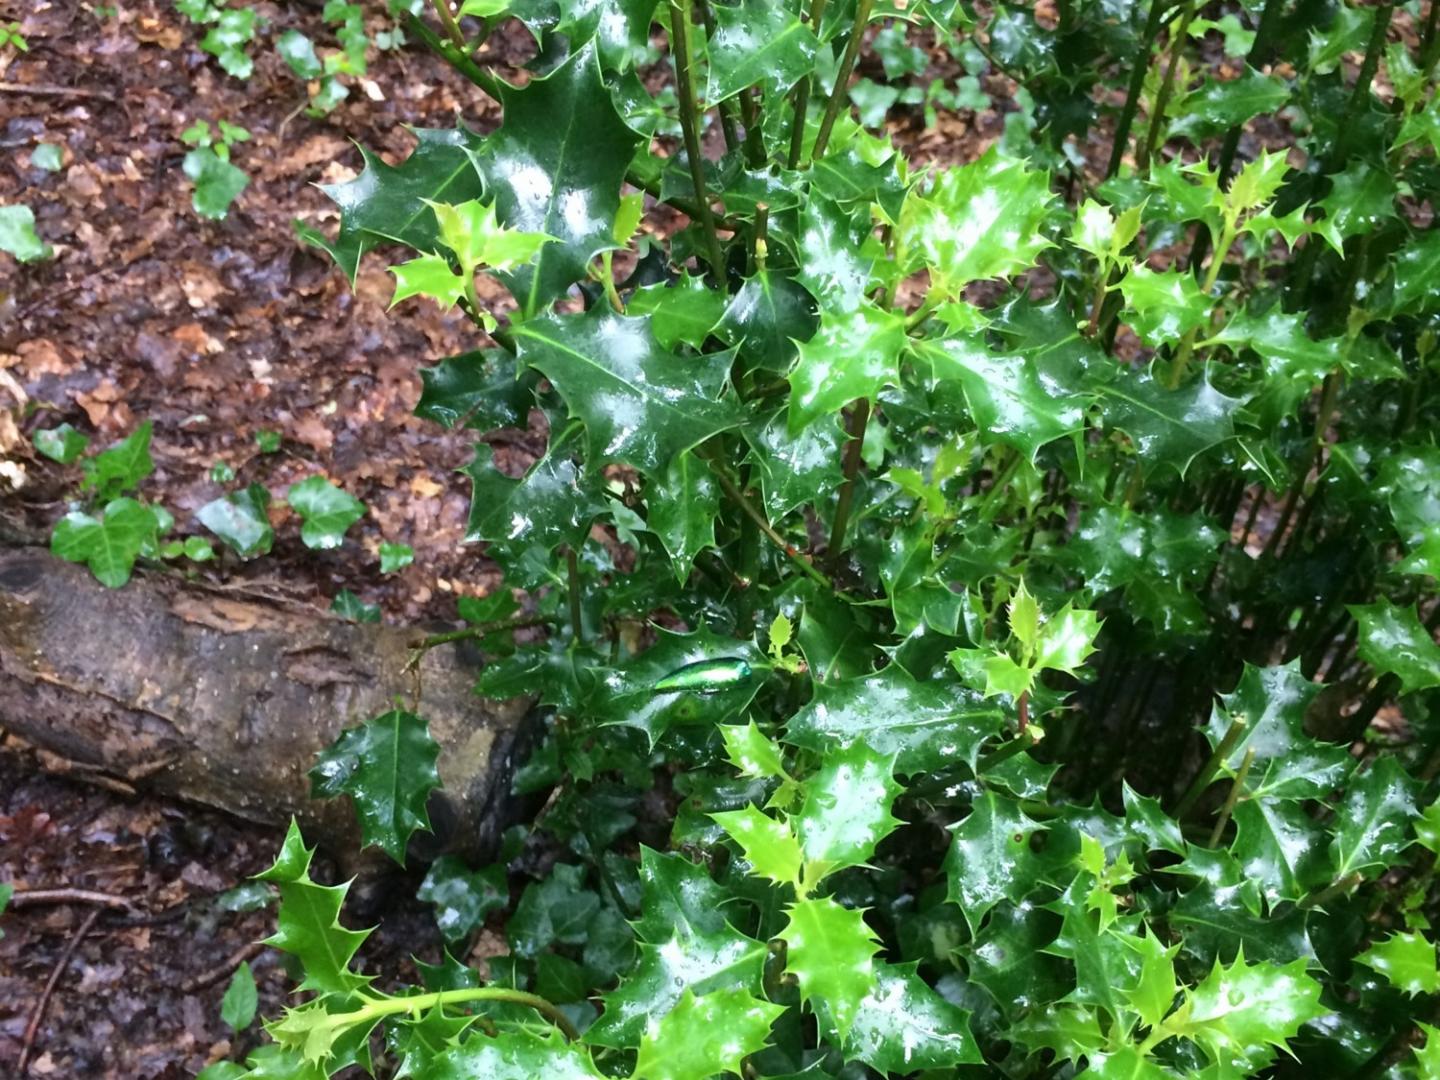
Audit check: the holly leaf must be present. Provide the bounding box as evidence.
[417,856,507,944]
[788,301,908,435]
[432,1028,605,1080]
[703,0,818,103]
[1330,756,1419,881]
[633,986,783,1080]
[515,308,745,476]
[474,44,640,315]
[794,193,877,312]
[256,820,372,996]
[715,270,819,372]
[780,896,881,1044]
[461,438,606,557]
[786,665,1005,772]
[198,484,274,558]
[287,476,366,550]
[627,274,728,350]
[720,720,787,781]
[911,335,1088,461]
[898,148,1055,298]
[1090,366,1241,478]
[309,710,441,864]
[1119,267,1212,348]
[794,744,902,882]
[711,805,804,887]
[648,450,719,582]
[51,498,161,588]
[840,962,982,1070]
[589,850,767,1048]
[1314,161,1396,250]
[744,408,844,522]
[1349,600,1440,694]
[1230,797,1334,904]
[945,787,1048,932]
[1389,230,1440,317]
[1166,952,1326,1072]
[1358,930,1440,996]
[1169,67,1291,141]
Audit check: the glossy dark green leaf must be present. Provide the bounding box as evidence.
[788,301,907,435]
[744,409,844,522]
[786,665,1005,772]
[647,450,719,582]
[715,270,818,372]
[462,439,605,554]
[839,962,983,1070]
[793,193,877,312]
[703,0,819,103]
[1389,230,1440,316]
[51,498,160,588]
[1090,366,1241,478]
[1349,601,1440,694]
[945,787,1047,932]
[507,862,600,957]
[1169,67,1291,141]
[432,1028,605,1080]
[1330,756,1419,881]
[416,350,538,431]
[417,857,507,943]
[1314,161,1397,248]
[626,274,728,350]
[1230,798,1334,904]
[287,476,366,550]
[555,0,657,72]
[515,309,745,476]
[309,709,441,864]
[475,45,640,315]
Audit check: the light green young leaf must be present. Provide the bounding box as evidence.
[780,896,882,1044]
[378,542,413,573]
[0,204,53,262]
[711,805,804,888]
[632,987,784,1080]
[33,423,90,465]
[197,484,274,558]
[220,961,258,1031]
[1358,930,1440,996]
[286,476,366,550]
[720,720,787,781]
[51,498,161,588]
[795,745,902,883]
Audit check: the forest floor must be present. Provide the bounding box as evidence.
[0,1,1009,1075]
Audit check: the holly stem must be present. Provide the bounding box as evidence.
[669,0,727,279]
[811,0,874,161]
[701,447,834,589]
[788,0,831,167]
[825,397,870,573]
[1106,0,1167,178]
[1174,714,1247,820]
[567,547,583,643]
[314,986,579,1043]
[1207,747,1254,846]
[1166,219,1235,388]
[429,0,468,52]
[1299,872,1364,911]
[1137,0,1198,172]
[404,616,553,671]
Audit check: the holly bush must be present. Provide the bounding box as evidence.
[203,0,1440,1077]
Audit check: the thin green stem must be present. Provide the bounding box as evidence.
[811,0,874,162]
[904,294,942,333]
[1137,0,1198,171]
[1207,747,1254,846]
[701,448,833,589]
[1174,714,1247,820]
[669,0,727,279]
[977,720,1041,772]
[1167,219,1235,388]
[825,397,870,573]
[407,13,502,97]
[567,547,583,644]
[428,0,468,52]
[1106,0,1168,178]
[1299,872,1364,911]
[405,616,553,671]
[317,986,579,1042]
[788,0,830,167]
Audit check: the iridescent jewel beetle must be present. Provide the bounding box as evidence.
[652,657,754,694]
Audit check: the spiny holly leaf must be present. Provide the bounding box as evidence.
[1089,366,1241,478]
[720,720,787,781]
[1169,67,1291,141]
[794,744,902,882]
[945,787,1048,932]
[715,269,819,373]
[1349,600,1440,694]
[911,335,1088,461]
[474,44,640,315]
[703,0,819,103]
[589,850,767,1048]
[1389,230,1440,317]
[632,986,784,1080]
[711,804,804,887]
[313,128,486,282]
[1033,603,1101,676]
[794,193,878,312]
[1358,930,1440,996]
[1418,1024,1440,1080]
[839,962,983,1070]
[287,476,366,550]
[628,274,728,350]
[1069,198,1142,269]
[1203,662,1351,800]
[514,309,745,476]
[1165,952,1326,1073]
[309,709,441,864]
[647,450,719,583]
[1330,756,1419,881]
[1076,1046,1173,1078]
[1230,797,1334,904]
[785,665,1006,773]
[256,820,372,996]
[1314,161,1397,249]
[780,896,881,1044]
[1043,883,1145,1021]
[1118,267,1212,348]
[51,498,161,588]
[417,856,507,944]
[462,439,606,556]
[554,0,657,73]
[898,148,1055,298]
[744,408,845,522]
[966,900,1071,1012]
[1125,929,1179,1031]
[198,484,274,558]
[432,1028,606,1080]
[788,301,908,435]
[1205,308,1341,425]
[389,199,553,310]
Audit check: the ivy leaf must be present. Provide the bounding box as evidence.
[1330,756,1419,881]
[1349,601,1440,694]
[911,335,1088,461]
[51,498,160,588]
[0,204,52,262]
[1090,366,1241,478]
[508,863,601,956]
[331,589,380,623]
[417,856,507,944]
[33,423,89,464]
[184,147,248,220]
[1118,267,1212,348]
[744,408,844,522]
[1358,930,1440,996]
[589,850,767,1048]
[633,986,783,1080]
[898,148,1055,298]
[81,420,154,500]
[220,962,258,1032]
[794,745,902,882]
[379,542,413,574]
[780,896,881,1044]
[256,820,372,996]
[475,44,640,315]
[788,301,908,435]
[462,439,605,556]
[515,309,745,476]
[1166,952,1326,1072]
[433,1028,605,1080]
[712,805,804,888]
[309,710,441,864]
[945,787,1047,932]
[786,665,1005,772]
[840,962,982,1070]
[287,476,367,550]
[715,270,819,373]
[198,484,274,558]
[647,450,719,583]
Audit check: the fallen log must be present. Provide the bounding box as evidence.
[0,548,537,863]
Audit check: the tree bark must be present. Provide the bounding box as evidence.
[0,548,537,864]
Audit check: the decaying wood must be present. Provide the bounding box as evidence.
[0,549,537,862]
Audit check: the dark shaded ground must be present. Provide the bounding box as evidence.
[0,1,1025,1074]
